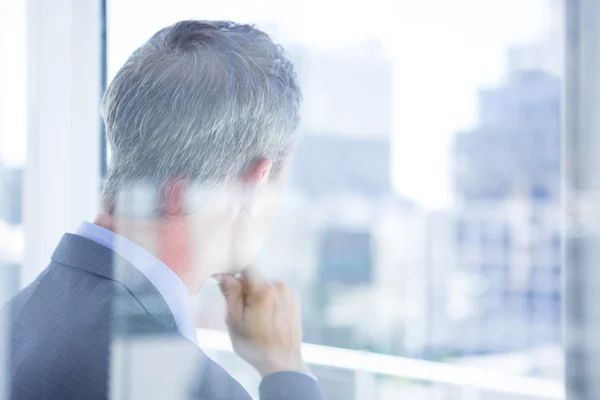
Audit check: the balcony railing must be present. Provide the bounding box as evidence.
[197,328,564,399]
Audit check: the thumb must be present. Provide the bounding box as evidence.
[214,274,244,320]
[241,266,271,295]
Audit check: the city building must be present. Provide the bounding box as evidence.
[0,162,23,296]
[0,163,23,226]
[450,61,561,357]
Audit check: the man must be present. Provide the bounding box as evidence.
[7,20,324,399]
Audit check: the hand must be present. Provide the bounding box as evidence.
[216,268,310,377]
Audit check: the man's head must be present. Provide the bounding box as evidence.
[99,20,301,288]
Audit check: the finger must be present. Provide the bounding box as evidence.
[215,274,243,316]
[273,280,291,299]
[241,266,272,295]
[270,281,291,315]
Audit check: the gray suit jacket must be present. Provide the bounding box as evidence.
[6,234,325,400]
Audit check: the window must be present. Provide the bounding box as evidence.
[0,1,26,302]
[104,0,563,398]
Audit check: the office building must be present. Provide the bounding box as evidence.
[451,64,561,356]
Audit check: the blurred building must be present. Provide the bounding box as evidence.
[449,63,561,357]
[291,135,391,198]
[0,163,23,226]
[290,41,393,139]
[0,162,24,282]
[455,70,561,202]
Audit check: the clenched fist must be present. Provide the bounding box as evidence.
[215,268,310,377]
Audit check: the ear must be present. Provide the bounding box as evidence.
[242,158,272,186]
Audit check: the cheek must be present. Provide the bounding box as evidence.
[189,226,238,276]
[258,189,284,225]
[188,206,237,276]
[227,208,277,271]
[242,206,279,253]
[187,190,284,276]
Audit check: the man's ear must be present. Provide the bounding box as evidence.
[243,158,272,184]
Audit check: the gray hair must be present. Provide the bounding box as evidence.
[101,20,301,214]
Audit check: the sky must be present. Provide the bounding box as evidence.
[1,0,555,209]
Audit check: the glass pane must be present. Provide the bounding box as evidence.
[105,0,564,398]
[0,2,26,398]
[0,1,26,273]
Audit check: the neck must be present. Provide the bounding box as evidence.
[94,213,203,295]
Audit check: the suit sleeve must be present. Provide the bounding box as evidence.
[259,372,326,400]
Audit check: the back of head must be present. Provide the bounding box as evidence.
[101,20,301,215]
